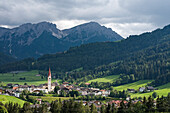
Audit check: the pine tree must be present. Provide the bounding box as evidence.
[111,103,117,113]
[0,105,8,113]
[22,102,32,113]
[106,103,112,113]
[118,101,126,113]
[38,103,48,113]
[90,103,97,113]
[85,105,90,113]
[146,96,154,112]
[100,105,105,113]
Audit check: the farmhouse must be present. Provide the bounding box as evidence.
[0,87,3,94]
[139,87,145,92]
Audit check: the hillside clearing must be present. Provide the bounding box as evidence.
[87,75,119,83]
[0,70,62,85]
[113,80,152,91]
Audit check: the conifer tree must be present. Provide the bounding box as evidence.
[0,105,8,113]
[106,103,112,113]
[146,96,154,112]
[90,103,97,113]
[100,105,105,113]
[118,101,126,113]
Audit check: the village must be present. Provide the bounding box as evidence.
[0,68,157,111]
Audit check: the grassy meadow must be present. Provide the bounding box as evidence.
[30,96,72,103]
[0,95,26,106]
[87,77,170,98]
[113,80,152,91]
[0,70,62,85]
[130,83,170,98]
[87,75,120,83]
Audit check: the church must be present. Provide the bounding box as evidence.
[48,68,52,92]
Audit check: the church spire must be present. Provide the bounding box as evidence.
[48,67,51,92]
[48,67,51,77]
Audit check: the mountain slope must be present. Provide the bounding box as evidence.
[34,24,170,71]
[1,24,169,71]
[0,52,16,66]
[0,21,123,59]
[62,22,122,46]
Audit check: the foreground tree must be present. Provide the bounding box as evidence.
[0,105,8,113]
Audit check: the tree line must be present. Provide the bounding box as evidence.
[0,93,170,113]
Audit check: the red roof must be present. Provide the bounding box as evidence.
[100,90,105,92]
[48,68,51,77]
[13,87,18,90]
[85,83,90,85]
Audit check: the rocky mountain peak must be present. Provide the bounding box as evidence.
[0,21,123,58]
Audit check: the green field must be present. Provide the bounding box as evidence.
[0,95,26,106]
[114,80,152,91]
[130,83,170,98]
[30,96,72,103]
[87,75,120,83]
[0,70,62,85]
[112,80,170,98]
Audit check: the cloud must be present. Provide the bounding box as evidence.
[104,23,157,38]
[0,0,170,37]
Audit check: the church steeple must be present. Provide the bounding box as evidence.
[48,67,51,92]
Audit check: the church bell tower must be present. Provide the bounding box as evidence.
[48,67,51,92]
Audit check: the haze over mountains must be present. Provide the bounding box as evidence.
[0,21,123,59]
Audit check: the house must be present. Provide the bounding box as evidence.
[0,87,3,94]
[13,87,18,90]
[33,90,41,94]
[63,82,69,86]
[126,97,131,101]
[146,86,154,91]
[5,89,14,95]
[127,89,135,93]
[61,87,71,93]
[85,83,90,86]
[33,89,48,94]
[14,91,21,97]
[80,90,88,95]
[101,90,110,97]
[139,87,145,92]
[7,83,13,87]
[18,85,29,91]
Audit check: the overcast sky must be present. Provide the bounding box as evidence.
[0,0,170,38]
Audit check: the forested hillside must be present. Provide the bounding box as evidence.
[0,24,170,86]
[0,52,16,66]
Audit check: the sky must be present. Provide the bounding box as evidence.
[0,0,170,38]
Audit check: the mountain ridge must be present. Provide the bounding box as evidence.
[0,21,123,59]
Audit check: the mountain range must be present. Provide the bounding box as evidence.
[0,21,123,59]
[0,23,169,86]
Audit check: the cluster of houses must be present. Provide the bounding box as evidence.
[0,81,110,98]
[0,81,157,111]
[127,86,156,93]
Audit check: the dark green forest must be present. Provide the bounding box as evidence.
[0,24,170,87]
[0,52,16,66]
